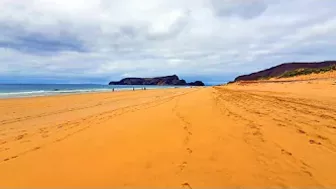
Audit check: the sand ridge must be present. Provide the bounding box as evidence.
[0,81,336,187]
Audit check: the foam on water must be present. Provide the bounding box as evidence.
[0,84,186,99]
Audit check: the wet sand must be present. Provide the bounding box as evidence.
[1,80,336,187]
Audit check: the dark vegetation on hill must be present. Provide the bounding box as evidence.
[279,65,336,78]
[234,61,336,81]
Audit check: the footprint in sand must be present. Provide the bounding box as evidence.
[184,136,189,144]
[316,135,328,140]
[41,134,49,138]
[0,140,7,145]
[281,149,292,156]
[3,158,10,162]
[32,146,41,151]
[20,140,31,143]
[186,148,193,154]
[277,123,286,127]
[302,170,313,177]
[1,147,10,152]
[15,134,26,140]
[181,182,192,189]
[309,139,322,145]
[297,129,306,134]
[179,161,188,171]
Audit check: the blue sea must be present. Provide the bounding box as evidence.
[0,84,186,99]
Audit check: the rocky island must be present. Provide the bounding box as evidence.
[109,75,205,86]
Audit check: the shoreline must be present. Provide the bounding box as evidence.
[0,85,196,99]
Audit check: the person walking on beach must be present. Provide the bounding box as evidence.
[133,87,135,91]
[112,88,114,92]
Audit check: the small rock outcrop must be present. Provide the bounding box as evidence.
[188,81,205,86]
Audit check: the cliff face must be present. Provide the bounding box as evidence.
[234,61,336,81]
[109,75,205,86]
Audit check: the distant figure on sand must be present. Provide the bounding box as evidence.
[112,88,114,92]
[133,87,135,91]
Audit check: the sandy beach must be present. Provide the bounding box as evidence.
[1,80,336,187]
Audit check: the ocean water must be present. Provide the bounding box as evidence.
[0,84,186,99]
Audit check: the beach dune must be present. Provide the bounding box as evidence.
[1,81,336,187]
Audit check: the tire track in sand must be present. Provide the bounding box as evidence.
[0,89,198,164]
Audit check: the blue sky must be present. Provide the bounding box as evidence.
[0,0,336,84]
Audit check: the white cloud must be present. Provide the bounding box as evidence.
[0,0,336,84]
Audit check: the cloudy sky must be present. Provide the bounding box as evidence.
[0,0,336,84]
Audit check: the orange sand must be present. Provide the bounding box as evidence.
[1,81,336,187]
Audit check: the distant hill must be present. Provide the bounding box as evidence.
[109,75,205,86]
[234,61,336,81]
